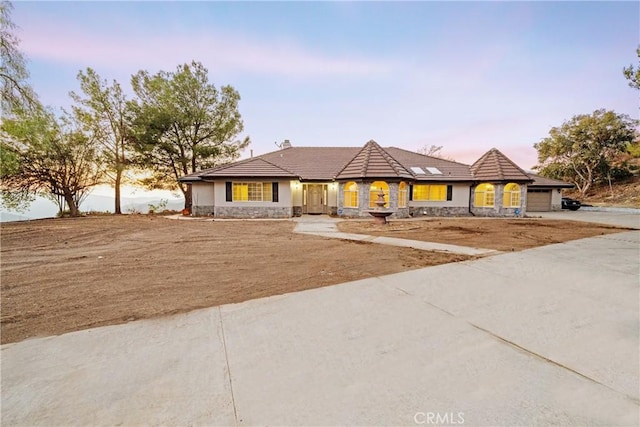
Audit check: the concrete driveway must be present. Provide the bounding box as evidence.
[535,209,640,229]
[2,229,639,425]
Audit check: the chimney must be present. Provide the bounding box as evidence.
[282,139,292,149]
[250,149,253,158]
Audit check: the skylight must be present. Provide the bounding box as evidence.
[410,167,425,174]
[425,167,442,175]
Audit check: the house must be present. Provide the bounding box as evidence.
[179,140,572,218]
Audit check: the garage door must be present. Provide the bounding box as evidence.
[527,190,552,212]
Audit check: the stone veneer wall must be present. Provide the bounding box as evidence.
[192,205,215,216]
[214,206,292,218]
[409,206,471,217]
[470,183,527,217]
[337,181,410,219]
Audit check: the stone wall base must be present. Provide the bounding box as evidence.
[214,206,293,218]
[293,206,303,217]
[192,205,215,216]
[409,206,471,217]
[471,207,525,217]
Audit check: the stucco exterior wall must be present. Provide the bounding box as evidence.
[551,189,563,211]
[409,184,470,209]
[191,183,215,216]
[190,179,294,218]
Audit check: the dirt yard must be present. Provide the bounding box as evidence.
[1,215,626,344]
[1,216,470,344]
[337,217,626,251]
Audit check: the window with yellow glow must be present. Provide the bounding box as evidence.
[503,183,521,207]
[233,182,272,202]
[343,182,358,208]
[412,184,446,201]
[474,183,495,207]
[369,181,390,208]
[398,182,408,208]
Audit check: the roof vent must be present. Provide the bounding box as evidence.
[282,139,292,149]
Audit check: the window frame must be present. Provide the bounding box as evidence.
[343,181,359,208]
[231,182,275,202]
[412,184,447,201]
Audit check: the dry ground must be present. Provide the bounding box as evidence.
[1,216,468,344]
[1,215,626,344]
[337,217,626,251]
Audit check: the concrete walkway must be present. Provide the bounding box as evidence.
[2,227,638,425]
[293,216,500,257]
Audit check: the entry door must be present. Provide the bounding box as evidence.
[307,185,324,214]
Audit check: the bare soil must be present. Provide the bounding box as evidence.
[1,216,469,344]
[337,217,626,251]
[1,216,626,344]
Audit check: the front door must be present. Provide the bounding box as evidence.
[307,184,324,214]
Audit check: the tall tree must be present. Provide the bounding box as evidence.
[70,68,131,214]
[1,109,104,216]
[130,61,249,209]
[0,1,38,114]
[623,46,640,90]
[534,109,637,197]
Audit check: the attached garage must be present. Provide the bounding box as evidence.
[527,189,552,212]
[526,173,574,212]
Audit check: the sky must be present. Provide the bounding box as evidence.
[11,0,640,172]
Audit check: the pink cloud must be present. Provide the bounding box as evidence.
[21,20,395,78]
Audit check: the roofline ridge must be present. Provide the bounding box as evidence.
[387,146,472,167]
[374,144,413,177]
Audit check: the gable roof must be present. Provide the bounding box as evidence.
[260,147,361,180]
[335,140,413,180]
[470,148,532,182]
[527,173,574,188]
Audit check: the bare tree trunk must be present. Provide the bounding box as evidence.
[63,190,80,217]
[114,169,122,214]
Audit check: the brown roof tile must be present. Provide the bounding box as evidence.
[199,158,297,179]
[527,173,574,188]
[385,147,474,181]
[471,148,532,182]
[335,140,413,180]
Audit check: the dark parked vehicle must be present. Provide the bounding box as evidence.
[561,197,581,211]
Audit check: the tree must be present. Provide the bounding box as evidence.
[70,68,132,214]
[534,109,638,197]
[416,144,453,160]
[1,109,104,216]
[623,46,640,90]
[130,61,250,209]
[0,1,38,114]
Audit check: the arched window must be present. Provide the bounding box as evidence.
[474,183,495,207]
[369,181,389,208]
[503,183,521,208]
[343,182,358,208]
[398,182,407,208]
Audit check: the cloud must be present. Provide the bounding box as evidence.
[20,20,395,78]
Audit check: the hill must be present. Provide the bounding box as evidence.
[564,176,640,208]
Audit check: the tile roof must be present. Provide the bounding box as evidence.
[385,147,474,181]
[180,142,533,184]
[184,157,297,180]
[527,173,574,188]
[335,140,413,180]
[260,146,361,180]
[470,148,532,182]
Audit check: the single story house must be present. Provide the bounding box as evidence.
[180,140,572,218]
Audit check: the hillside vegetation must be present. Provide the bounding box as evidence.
[564,176,640,208]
